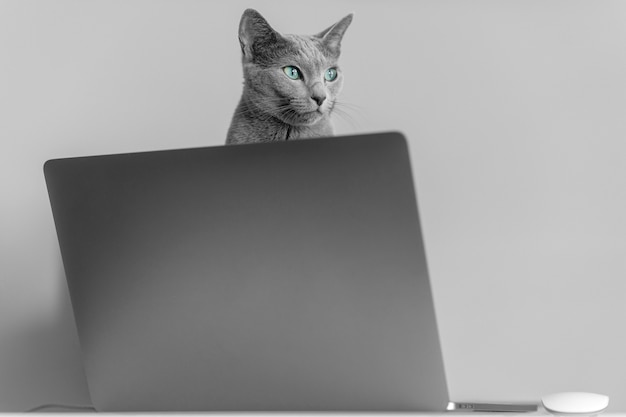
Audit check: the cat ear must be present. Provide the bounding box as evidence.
[238,9,281,61]
[315,13,354,54]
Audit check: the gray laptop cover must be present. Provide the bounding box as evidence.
[44,132,449,411]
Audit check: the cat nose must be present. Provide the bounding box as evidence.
[311,94,326,106]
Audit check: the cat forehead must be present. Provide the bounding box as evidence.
[254,34,337,68]
[284,34,332,57]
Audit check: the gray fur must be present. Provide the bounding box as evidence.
[226,9,353,145]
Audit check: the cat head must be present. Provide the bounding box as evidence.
[237,9,353,127]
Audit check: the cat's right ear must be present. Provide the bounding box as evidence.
[238,9,280,62]
[314,13,354,56]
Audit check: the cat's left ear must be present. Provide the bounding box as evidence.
[315,13,354,55]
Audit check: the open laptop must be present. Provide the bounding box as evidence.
[44,131,449,411]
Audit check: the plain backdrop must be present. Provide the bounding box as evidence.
[1,0,625,412]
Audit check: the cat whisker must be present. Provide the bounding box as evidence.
[333,100,365,113]
[334,101,365,111]
[330,100,363,130]
[332,108,360,130]
[248,97,292,106]
[283,109,301,126]
[231,102,293,119]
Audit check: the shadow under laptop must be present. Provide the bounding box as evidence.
[0,262,92,412]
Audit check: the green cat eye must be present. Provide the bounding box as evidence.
[325,68,338,82]
[283,66,301,80]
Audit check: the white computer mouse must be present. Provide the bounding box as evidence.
[542,392,609,416]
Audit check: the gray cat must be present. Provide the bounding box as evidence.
[226,9,353,145]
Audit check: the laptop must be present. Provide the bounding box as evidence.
[44,131,449,411]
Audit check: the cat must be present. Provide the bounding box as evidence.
[226,9,353,145]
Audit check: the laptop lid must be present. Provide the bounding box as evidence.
[44,131,449,411]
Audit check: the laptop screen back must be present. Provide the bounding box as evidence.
[44,132,448,411]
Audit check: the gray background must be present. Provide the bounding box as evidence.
[1,0,625,412]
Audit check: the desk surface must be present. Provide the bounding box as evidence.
[7,413,626,416]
